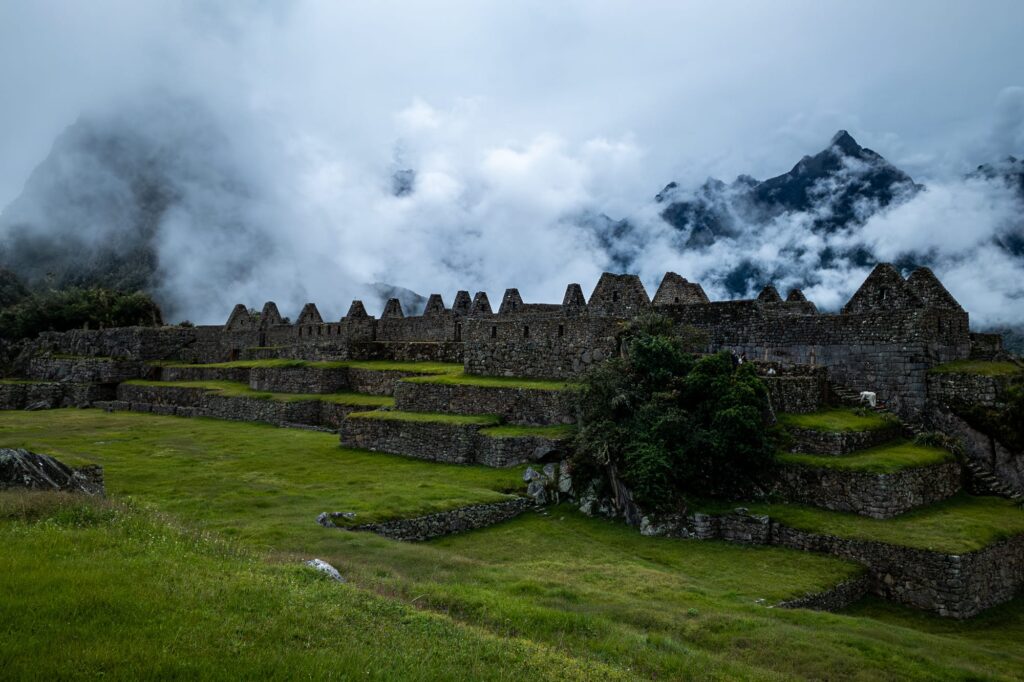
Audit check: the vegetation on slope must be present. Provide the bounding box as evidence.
[0,491,625,681]
[928,359,1023,376]
[0,286,162,341]
[778,440,954,474]
[572,314,774,512]
[778,408,898,433]
[4,410,1024,679]
[403,372,573,391]
[122,379,394,406]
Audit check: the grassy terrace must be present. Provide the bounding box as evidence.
[348,409,501,426]
[704,494,1024,553]
[928,359,1023,376]
[778,440,954,474]
[123,379,395,407]
[3,410,1024,678]
[0,378,57,385]
[0,410,520,527]
[778,407,898,433]
[155,358,464,374]
[403,371,574,391]
[480,424,577,439]
[0,492,620,680]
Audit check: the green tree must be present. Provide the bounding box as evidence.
[0,287,162,341]
[572,314,774,517]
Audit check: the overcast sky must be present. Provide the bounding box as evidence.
[0,1,1022,321]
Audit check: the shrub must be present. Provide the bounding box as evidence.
[571,314,774,517]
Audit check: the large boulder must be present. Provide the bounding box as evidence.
[0,448,104,495]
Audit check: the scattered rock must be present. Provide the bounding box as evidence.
[526,480,548,505]
[304,558,345,582]
[316,511,357,528]
[24,401,50,411]
[0,448,104,495]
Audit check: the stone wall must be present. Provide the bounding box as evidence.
[0,382,64,410]
[776,574,872,612]
[762,374,828,414]
[342,498,531,541]
[787,425,901,456]
[339,418,481,464]
[249,366,349,394]
[927,372,1016,409]
[928,406,1024,494]
[159,366,251,382]
[28,356,150,383]
[774,460,962,518]
[393,381,574,425]
[649,509,1024,618]
[477,433,567,468]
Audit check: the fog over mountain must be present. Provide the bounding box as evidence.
[0,2,1022,328]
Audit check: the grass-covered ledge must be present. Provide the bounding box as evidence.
[402,372,574,391]
[479,424,576,439]
[778,440,954,474]
[346,409,501,426]
[122,379,395,406]
[928,360,1022,376]
[153,358,463,374]
[778,408,898,433]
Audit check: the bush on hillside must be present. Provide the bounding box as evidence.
[0,287,163,341]
[571,314,774,517]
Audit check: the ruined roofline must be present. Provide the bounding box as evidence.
[221,265,967,328]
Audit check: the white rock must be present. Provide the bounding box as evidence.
[304,558,345,582]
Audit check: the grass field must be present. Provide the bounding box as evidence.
[778,439,954,473]
[403,372,574,391]
[3,409,1024,679]
[157,358,464,374]
[123,378,396,406]
[928,359,1023,376]
[778,408,898,432]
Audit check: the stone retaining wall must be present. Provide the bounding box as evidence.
[112,384,361,429]
[0,382,64,410]
[774,460,962,518]
[477,434,567,467]
[927,372,1017,409]
[762,375,827,414]
[159,366,251,383]
[658,510,1024,618]
[339,417,481,464]
[787,426,901,456]
[249,366,348,394]
[342,498,531,541]
[776,574,872,612]
[346,369,422,396]
[393,381,573,425]
[28,356,150,383]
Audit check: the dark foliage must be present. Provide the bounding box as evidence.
[0,268,29,309]
[571,314,774,514]
[0,287,162,341]
[955,374,1024,453]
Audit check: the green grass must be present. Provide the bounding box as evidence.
[778,408,898,433]
[778,439,954,474]
[49,353,113,361]
[403,372,574,391]
[0,410,521,528]
[704,494,1024,553]
[156,358,463,374]
[480,424,577,439]
[0,491,625,681]
[348,409,502,426]
[122,379,395,406]
[5,410,1024,679]
[928,359,1023,376]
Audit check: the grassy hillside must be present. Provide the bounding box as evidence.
[2,410,1024,679]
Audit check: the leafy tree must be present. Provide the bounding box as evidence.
[572,314,774,517]
[0,268,29,309]
[0,287,162,341]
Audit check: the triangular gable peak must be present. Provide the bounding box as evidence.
[296,303,324,326]
[382,298,405,319]
[469,292,493,316]
[653,272,710,305]
[345,300,370,319]
[259,301,284,327]
[452,290,472,316]
[561,283,587,314]
[423,294,447,316]
[498,288,524,315]
[224,304,252,331]
[587,273,651,317]
[905,267,963,311]
[757,284,783,303]
[842,264,921,314]
[786,288,807,302]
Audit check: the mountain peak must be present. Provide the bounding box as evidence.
[829,130,861,155]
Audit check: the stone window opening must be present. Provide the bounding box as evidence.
[523,325,530,339]
[491,325,497,339]
[558,324,564,338]
[674,296,679,303]
[612,291,620,302]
